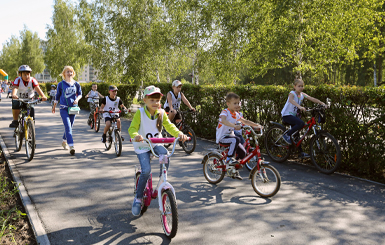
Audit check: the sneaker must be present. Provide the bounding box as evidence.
[101,134,106,143]
[70,146,75,155]
[233,170,243,180]
[9,120,18,128]
[282,134,292,144]
[121,136,125,141]
[131,199,142,216]
[298,152,310,158]
[62,141,68,150]
[226,158,239,166]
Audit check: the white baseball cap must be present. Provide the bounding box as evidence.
[172,80,182,87]
[144,85,163,96]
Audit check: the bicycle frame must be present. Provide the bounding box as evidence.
[16,99,38,138]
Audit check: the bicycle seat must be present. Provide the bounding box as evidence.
[218,143,230,148]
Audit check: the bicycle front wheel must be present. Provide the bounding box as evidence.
[251,164,281,198]
[181,126,196,154]
[94,113,100,132]
[265,125,291,163]
[15,124,23,152]
[114,130,122,157]
[161,189,178,239]
[25,119,36,161]
[202,153,226,184]
[105,130,112,150]
[310,132,341,174]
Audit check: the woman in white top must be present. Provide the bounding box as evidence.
[281,78,326,158]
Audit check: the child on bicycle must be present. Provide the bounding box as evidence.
[100,85,127,143]
[10,65,47,128]
[281,77,326,158]
[49,85,57,102]
[163,80,195,124]
[85,83,104,126]
[216,92,262,180]
[129,85,188,216]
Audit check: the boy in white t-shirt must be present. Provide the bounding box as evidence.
[216,92,262,180]
[85,83,104,126]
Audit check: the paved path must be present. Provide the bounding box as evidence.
[0,98,384,245]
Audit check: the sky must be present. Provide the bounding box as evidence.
[0,0,54,52]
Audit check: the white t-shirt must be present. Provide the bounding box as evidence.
[216,108,242,143]
[49,89,57,97]
[87,90,99,102]
[103,96,121,118]
[281,91,308,117]
[133,108,164,154]
[13,77,39,99]
[164,91,182,110]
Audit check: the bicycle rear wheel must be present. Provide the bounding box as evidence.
[310,132,341,174]
[265,125,291,163]
[14,123,23,152]
[114,130,122,157]
[25,119,36,161]
[181,126,196,154]
[94,113,100,132]
[251,164,281,198]
[105,130,112,150]
[160,189,178,239]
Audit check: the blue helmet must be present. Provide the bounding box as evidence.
[18,65,32,73]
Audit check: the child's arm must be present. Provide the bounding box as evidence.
[166,92,175,112]
[220,115,242,131]
[97,92,104,98]
[288,93,306,112]
[35,86,47,101]
[304,94,326,106]
[181,93,195,111]
[85,90,91,98]
[239,118,263,129]
[163,113,187,141]
[128,110,142,141]
[120,104,127,110]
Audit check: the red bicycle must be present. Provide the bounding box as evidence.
[88,96,101,132]
[264,101,341,174]
[202,126,281,198]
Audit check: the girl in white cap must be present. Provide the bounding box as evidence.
[163,80,195,124]
[129,85,188,216]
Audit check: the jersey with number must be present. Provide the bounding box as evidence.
[133,108,164,154]
[281,91,308,117]
[163,91,182,110]
[216,108,242,143]
[13,77,38,99]
[102,96,121,118]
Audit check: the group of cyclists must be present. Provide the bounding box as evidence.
[4,64,330,221]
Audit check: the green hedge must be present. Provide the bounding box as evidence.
[144,83,385,183]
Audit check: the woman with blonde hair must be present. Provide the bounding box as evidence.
[52,66,82,155]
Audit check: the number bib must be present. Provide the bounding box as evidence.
[133,107,164,154]
[103,96,120,118]
[17,78,35,99]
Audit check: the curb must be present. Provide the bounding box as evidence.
[0,134,50,245]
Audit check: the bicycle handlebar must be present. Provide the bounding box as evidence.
[129,137,191,158]
[242,125,264,137]
[15,98,41,104]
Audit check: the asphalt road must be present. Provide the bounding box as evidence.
[0,97,384,245]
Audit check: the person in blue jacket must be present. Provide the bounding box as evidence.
[52,66,82,155]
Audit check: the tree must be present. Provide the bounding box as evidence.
[45,0,89,80]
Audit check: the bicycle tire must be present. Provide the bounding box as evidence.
[310,132,341,174]
[160,189,178,239]
[181,126,196,154]
[94,113,100,132]
[265,125,291,163]
[251,164,281,198]
[105,130,112,150]
[114,130,122,157]
[25,119,36,161]
[245,157,258,171]
[202,152,226,184]
[15,124,23,152]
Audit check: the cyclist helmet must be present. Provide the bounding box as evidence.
[18,65,32,73]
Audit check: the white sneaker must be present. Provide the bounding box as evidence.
[70,146,75,155]
[62,141,68,150]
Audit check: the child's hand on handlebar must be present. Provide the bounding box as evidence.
[134,135,143,142]
[178,133,188,142]
[253,125,263,130]
[299,106,306,112]
[234,124,242,130]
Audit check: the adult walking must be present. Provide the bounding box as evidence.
[52,66,82,155]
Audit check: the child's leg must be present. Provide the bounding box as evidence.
[103,121,111,134]
[153,145,169,176]
[60,109,75,146]
[235,143,246,160]
[135,151,152,199]
[282,115,305,136]
[117,118,121,130]
[234,131,245,145]
[219,135,240,158]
